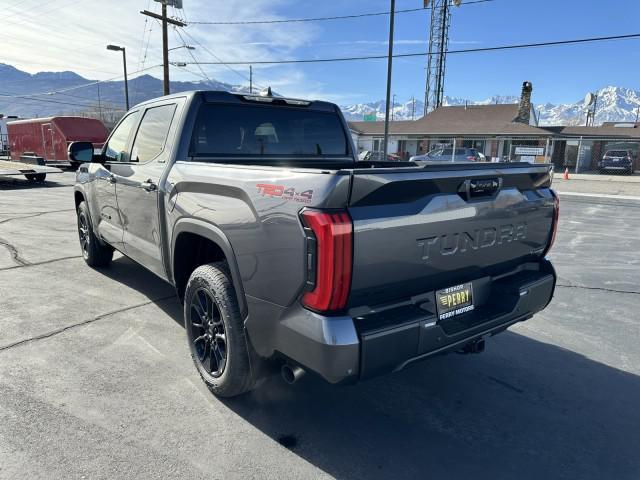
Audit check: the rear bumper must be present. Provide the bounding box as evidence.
[599,161,632,170]
[247,260,556,384]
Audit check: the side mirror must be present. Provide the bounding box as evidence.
[68,141,96,163]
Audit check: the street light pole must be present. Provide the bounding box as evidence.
[107,44,130,110]
[121,48,129,110]
[382,0,396,162]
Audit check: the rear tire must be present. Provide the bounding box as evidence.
[77,201,113,268]
[184,262,254,397]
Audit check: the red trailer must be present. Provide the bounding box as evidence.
[7,116,108,167]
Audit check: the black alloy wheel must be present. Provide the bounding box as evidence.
[78,210,90,260]
[189,288,227,378]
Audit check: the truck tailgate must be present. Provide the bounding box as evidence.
[347,163,555,307]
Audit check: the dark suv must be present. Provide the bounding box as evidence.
[599,150,634,174]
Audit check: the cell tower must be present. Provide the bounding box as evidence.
[423,0,461,116]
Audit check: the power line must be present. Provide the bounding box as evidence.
[187,0,494,25]
[0,93,120,109]
[172,27,217,88]
[178,27,266,90]
[182,33,640,65]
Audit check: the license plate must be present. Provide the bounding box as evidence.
[436,283,474,320]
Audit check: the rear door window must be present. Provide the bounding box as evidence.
[130,104,177,163]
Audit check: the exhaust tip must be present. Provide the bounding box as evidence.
[460,338,486,354]
[281,364,305,385]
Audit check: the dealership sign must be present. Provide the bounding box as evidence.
[515,146,545,156]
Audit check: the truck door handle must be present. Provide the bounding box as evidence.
[141,179,157,192]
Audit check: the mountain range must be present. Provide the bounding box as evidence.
[340,87,640,126]
[1,63,639,127]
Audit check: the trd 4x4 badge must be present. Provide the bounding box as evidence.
[256,183,314,204]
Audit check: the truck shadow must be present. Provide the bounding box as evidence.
[222,331,640,480]
[94,256,182,323]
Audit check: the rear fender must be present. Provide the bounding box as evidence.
[171,218,248,318]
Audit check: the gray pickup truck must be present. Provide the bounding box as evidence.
[71,90,558,397]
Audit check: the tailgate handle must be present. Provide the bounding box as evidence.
[460,178,502,200]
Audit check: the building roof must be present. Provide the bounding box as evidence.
[543,125,640,138]
[349,104,552,137]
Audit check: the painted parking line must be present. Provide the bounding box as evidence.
[558,191,640,201]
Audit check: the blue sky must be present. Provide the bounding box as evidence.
[2,0,639,106]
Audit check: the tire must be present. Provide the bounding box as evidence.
[184,262,254,397]
[25,173,46,182]
[77,201,113,268]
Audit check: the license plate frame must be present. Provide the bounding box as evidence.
[436,282,475,321]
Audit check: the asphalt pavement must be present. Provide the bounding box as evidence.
[0,172,639,480]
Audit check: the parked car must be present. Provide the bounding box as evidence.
[71,90,558,397]
[598,150,634,174]
[7,116,108,170]
[411,147,482,162]
[358,150,402,162]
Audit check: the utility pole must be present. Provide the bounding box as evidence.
[162,2,169,95]
[411,96,416,120]
[141,2,186,96]
[383,0,395,163]
[391,94,396,121]
[249,65,253,94]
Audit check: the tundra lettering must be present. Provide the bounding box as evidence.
[418,222,528,261]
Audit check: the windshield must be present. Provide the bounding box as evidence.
[190,103,349,158]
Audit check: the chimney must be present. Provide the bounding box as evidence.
[515,81,533,124]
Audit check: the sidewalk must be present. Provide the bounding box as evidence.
[552,171,640,183]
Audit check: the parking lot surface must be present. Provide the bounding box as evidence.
[1,172,639,480]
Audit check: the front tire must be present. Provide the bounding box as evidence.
[184,263,254,397]
[77,201,113,267]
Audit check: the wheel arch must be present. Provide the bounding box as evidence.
[74,188,85,209]
[171,218,248,318]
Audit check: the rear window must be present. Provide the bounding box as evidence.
[440,148,467,155]
[190,103,349,158]
[606,150,629,157]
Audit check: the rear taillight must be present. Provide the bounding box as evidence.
[467,155,476,161]
[543,190,560,256]
[300,209,353,312]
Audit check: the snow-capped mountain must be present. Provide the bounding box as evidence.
[535,86,640,125]
[341,87,640,126]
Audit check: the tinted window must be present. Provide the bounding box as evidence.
[606,151,628,157]
[131,104,177,162]
[190,103,348,158]
[105,112,138,162]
